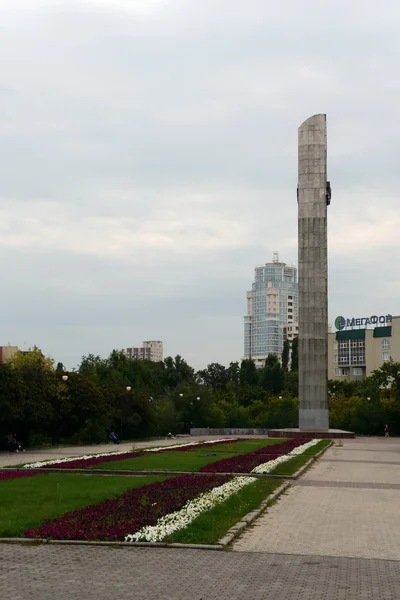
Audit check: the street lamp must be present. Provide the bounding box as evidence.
[196,397,200,401]
[62,375,68,382]
[278,396,282,400]
[126,386,131,392]
[179,393,183,398]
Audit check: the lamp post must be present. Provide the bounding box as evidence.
[121,386,132,441]
[366,397,372,435]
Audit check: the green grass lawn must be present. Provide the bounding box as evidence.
[201,439,287,454]
[271,439,331,476]
[92,439,287,472]
[0,474,169,537]
[166,477,284,545]
[92,450,239,471]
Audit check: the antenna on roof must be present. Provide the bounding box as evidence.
[273,251,279,263]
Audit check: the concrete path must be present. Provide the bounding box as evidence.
[2,437,400,599]
[233,437,400,562]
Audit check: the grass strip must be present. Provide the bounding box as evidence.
[92,450,239,472]
[270,439,331,476]
[92,439,288,472]
[165,477,283,545]
[0,474,169,537]
[199,439,287,454]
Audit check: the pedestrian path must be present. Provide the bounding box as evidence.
[232,438,400,561]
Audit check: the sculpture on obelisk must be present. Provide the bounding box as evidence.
[297,114,330,430]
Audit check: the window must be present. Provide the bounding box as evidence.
[381,339,390,350]
[333,355,338,363]
[341,368,349,376]
[353,367,363,376]
[334,368,340,376]
[382,352,390,361]
[333,342,338,350]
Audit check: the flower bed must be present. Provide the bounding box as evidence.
[126,439,320,542]
[24,473,231,541]
[24,440,321,543]
[23,439,238,470]
[199,439,313,473]
[0,470,42,482]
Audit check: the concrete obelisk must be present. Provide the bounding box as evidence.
[298,114,330,430]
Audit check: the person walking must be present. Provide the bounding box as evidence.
[384,424,390,438]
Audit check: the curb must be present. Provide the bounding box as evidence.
[217,481,291,547]
[0,467,297,479]
[291,440,333,479]
[0,537,223,551]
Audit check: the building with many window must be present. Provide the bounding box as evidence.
[126,341,163,362]
[328,315,400,380]
[243,253,298,368]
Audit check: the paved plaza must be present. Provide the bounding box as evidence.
[2,437,400,599]
[233,438,400,562]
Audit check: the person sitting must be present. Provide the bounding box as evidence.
[109,431,120,444]
[7,434,22,452]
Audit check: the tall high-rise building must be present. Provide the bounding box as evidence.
[244,253,298,367]
[126,341,163,362]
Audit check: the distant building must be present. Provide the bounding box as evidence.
[126,341,163,362]
[244,253,298,368]
[328,313,399,380]
[0,346,19,362]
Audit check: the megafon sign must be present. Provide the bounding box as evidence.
[335,314,392,331]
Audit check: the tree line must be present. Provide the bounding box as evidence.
[0,341,399,447]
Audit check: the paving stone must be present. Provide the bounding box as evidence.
[232,439,400,561]
[2,545,400,600]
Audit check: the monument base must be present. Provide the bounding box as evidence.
[268,428,355,439]
[299,408,329,430]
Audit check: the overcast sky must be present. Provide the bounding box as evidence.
[1,0,399,370]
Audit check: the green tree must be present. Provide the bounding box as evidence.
[228,361,240,395]
[197,363,229,391]
[371,360,400,400]
[8,347,55,445]
[284,370,299,396]
[58,373,107,443]
[239,359,259,387]
[281,339,290,372]
[291,336,299,371]
[161,355,195,389]
[0,362,24,443]
[261,354,284,394]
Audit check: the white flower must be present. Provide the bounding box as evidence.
[22,438,236,469]
[125,476,254,543]
[125,439,320,542]
[251,439,320,474]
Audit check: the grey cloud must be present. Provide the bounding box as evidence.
[1,0,400,368]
